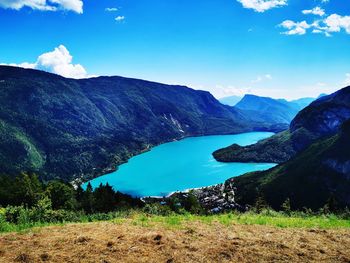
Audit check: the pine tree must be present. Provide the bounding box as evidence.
[81,182,95,214]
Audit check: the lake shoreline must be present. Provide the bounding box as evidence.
[73,131,274,187]
[83,132,276,197]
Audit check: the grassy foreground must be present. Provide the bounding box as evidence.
[127,212,350,229]
[1,213,350,263]
[1,210,350,234]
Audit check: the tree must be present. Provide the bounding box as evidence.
[81,182,95,214]
[254,194,268,213]
[322,194,339,214]
[167,195,181,213]
[75,185,84,204]
[0,175,15,206]
[93,183,116,213]
[14,173,43,207]
[46,181,76,210]
[183,191,202,214]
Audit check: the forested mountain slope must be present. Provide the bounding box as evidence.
[231,120,350,210]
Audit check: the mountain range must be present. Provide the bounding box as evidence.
[214,87,350,164]
[0,66,282,182]
[220,94,321,126]
[235,95,301,125]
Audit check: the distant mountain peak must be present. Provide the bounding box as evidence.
[218,95,242,106]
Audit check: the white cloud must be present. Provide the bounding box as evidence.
[50,0,82,13]
[312,28,332,37]
[1,45,91,79]
[280,13,350,37]
[324,14,350,34]
[237,0,287,13]
[280,20,310,35]
[105,7,118,12]
[302,7,325,16]
[0,0,83,13]
[115,15,125,22]
[251,74,272,83]
[36,45,88,78]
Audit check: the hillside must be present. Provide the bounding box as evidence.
[214,86,350,163]
[235,94,301,125]
[230,120,350,210]
[1,216,350,263]
[0,66,282,182]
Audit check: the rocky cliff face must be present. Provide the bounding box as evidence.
[291,87,350,136]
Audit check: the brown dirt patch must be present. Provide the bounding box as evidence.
[0,221,350,262]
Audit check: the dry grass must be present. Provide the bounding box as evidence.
[1,219,350,263]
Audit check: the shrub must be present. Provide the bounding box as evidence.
[4,206,26,224]
[143,203,173,216]
[281,198,291,215]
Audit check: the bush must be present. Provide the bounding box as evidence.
[4,206,27,224]
[257,208,281,217]
[339,207,350,220]
[281,198,291,216]
[143,203,173,216]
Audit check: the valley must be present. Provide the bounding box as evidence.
[0,66,283,183]
[1,66,350,212]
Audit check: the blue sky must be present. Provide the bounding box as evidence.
[0,0,350,99]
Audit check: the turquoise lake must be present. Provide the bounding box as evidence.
[86,132,276,197]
